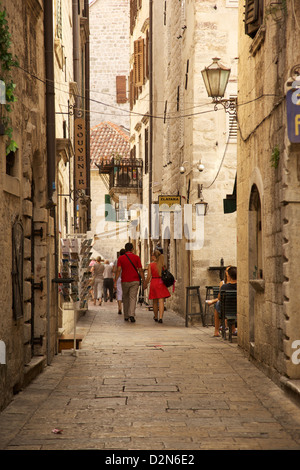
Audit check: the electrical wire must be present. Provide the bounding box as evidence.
[203,114,233,190]
[16,63,284,190]
[16,63,279,122]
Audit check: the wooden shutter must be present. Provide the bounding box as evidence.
[129,70,134,110]
[130,0,137,35]
[134,38,145,87]
[116,76,127,104]
[244,0,263,38]
[228,97,238,141]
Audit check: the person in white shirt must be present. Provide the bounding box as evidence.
[103,260,114,302]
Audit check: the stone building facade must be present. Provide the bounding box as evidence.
[55,0,91,333]
[130,0,238,314]
[0,0,54,410]
[89,0,142,264]
[237,0,300,382]
[89,121,131,262]
[0,0,90,411]
[89,0,130,130]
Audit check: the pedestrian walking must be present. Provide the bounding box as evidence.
[103,260,114,302]
[114,242,145,323]
[91,256,104,306]
[113,249,125,315]
[144,249,170,323]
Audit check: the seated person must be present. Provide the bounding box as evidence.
[210,266,237,337]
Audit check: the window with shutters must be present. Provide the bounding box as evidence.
[56,0,62,39]
[116,76,127,104]
[134,38,145,87]
[244,0,264,38]
[227,96,238,142]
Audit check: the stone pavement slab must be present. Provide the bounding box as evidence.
[1,301,300,451]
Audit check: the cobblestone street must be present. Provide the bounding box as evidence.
[1,301,300,452]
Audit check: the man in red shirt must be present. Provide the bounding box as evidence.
[115,242,145,322]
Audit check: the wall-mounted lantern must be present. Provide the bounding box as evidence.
[195,184,208,216]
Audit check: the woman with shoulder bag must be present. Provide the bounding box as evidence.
[144,250,171,323]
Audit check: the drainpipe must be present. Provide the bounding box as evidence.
[44,0,56,204]
[73,1,80,101]
[84,0,91,231]
[149,0,153,249]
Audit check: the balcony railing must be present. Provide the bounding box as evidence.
[96,157,143,189]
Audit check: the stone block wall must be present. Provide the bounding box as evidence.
[89,0,130,130]
[154,0,238,315]
[0,0,57,411]
[237,1,300,380]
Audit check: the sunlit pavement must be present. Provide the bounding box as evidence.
[1,300,300,451]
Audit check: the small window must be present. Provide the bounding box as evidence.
[244,0,264,39]
[6,151,16,176]
[56,0,62,39]
[133,38,145,87]
[249,184,263,280]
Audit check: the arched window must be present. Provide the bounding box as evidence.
[249,184,263,280]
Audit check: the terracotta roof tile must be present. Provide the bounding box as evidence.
[90,121,130,170]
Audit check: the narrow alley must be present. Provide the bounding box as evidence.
[1,301,300,453]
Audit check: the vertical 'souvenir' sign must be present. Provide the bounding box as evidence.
[74,118,86,190]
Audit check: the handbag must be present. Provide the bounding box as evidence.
[161,268,175,288]
[125,254,142,285]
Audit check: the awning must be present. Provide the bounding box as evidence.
[223,174,236,214]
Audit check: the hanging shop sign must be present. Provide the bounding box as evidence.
[287,88,300,143]
[158,195,181,212]
[74,118,87,189]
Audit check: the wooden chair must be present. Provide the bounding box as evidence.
[220,290,237,342]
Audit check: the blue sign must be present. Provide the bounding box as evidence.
[287,88,300,143]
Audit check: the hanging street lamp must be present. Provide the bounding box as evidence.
[201,57,236,115]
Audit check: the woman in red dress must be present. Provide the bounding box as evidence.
[144,250,170,323]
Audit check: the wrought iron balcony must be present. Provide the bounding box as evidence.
[96,157,143,189]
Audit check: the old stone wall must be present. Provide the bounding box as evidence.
[153,0,238,315]
[0,0,52,410]
[237,1,300,380]
[89,0,130,130]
